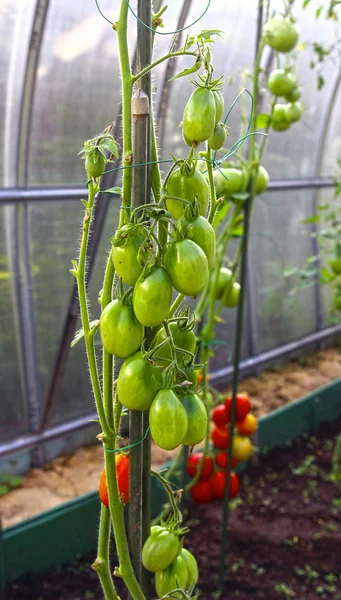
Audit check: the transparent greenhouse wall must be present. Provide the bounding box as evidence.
[0,0,341,465]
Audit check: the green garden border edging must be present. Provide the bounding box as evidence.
[2,377,341,589]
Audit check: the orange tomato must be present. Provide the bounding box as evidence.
[236,413,258,437]
[99,453,130,506]
[232,435,253,461]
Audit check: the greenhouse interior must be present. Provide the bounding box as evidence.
[1,0,341,598]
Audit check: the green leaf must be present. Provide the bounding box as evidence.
[103,186,121,195]
[255,113,271,129]
[169,60,201,81]
[213,200,230,229]
[231,225,244,237]
[99,137,119,158]
[303,0,312,7]
[317,74,325,90]
[284,266,298,277]
[7,475,23,489]
[316,6,323,18]
[300,215,320,224]
[71,320,100,348]
[320,268,335,284]
[0,485,9,497]
[317,203,329,211]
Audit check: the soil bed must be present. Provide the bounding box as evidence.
[5,416,341,599]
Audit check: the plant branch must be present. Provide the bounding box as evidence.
[133,50,197,83]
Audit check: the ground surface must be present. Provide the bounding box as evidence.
[5,415,341,599]
[1,347,341,528]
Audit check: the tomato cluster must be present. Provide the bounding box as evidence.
[187,393,258,504]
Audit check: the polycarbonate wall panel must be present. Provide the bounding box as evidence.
[0,207,27,442]
[320,80,341,177]
[251,189,317,353]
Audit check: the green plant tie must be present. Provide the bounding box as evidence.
[103,425,150,453]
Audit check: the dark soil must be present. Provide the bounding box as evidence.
[5,419,341,600]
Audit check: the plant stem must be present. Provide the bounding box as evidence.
[102,255,116,428]
[133,50,197,83]
[205,148,217,223]
[93,505,120,600]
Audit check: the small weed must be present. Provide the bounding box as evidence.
[294,564,318,580]
[274,582,295,598]
[0,472,23,497]
[292,455,316,475]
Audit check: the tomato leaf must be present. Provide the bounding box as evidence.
[284,266,298,277]
[255,113,271,129]
[213,200,230,229]
[99,137,119,158]
[71,320,100,348]
[300,215,320,224]
[169,59,201,81]
[320,268,335,284]
[103,186,121,195]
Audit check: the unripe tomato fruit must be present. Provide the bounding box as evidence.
[164,239,209,297]
[214,168,245,199]
[255,165,269,194]
[215,452,238,470]
[232,435,253,461]
[117,351,161,410]
[85,148,106,178]
[334,294,341,312]
[181,548,199,590]
[329,257,341,275]
[225,392,251,422]
[112,226,146,286]
[99,453,129,506]
[262,17,299,53]
[236,413,258,436]
[271,104,290,131]
[150,389,188,450]
[181,392,207,446]
[183,87,216,146]
[155,555,188,597]
[190,479,214,504]
[211,425,229,450]
[178,215,216,269]
[186,452,214,480]
[285,85,301,102]
[133,267,172,327]
[142,525,180,573]
[100,300,144,358]
[223,281,240,307]
[268,69,296,97]
[152,322,197,367]
[211,471,240,499]
[212,404,229,427]
[165,167,209,220]
[286,102,303,123]
[208,123,226,150]
[213,89,224,125]
[216,267,234,300]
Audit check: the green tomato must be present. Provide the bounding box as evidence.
[150,389,188,450]
[215,267,234,300]
[85,149,106,179]
[142,526,180,573]
[208,123,226,151]
[112,226,146,286]
[165,167,209,220]
[262,17,299,53]
[223,281,240,307]
[286,102,303,123]
[152,322,197,367]
[155,555,188,598]
[284,85,301,102]
[271,104,290,131]
[334,294,341,312]
[164,239,209,297]
[180,548,199,589]
[268,69,296,97]
[183,87,216,146]
[213,89,224,126]
[214,168,245,199]
[100,300,144,358]
[329,257,341,275]
[181,393,207,446]
[178,215,216,269]
[116,351,161,411]
[133,267,172,327]
[255,166,269,194]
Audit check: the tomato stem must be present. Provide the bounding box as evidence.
[93,504,120,600]
[133,49,197,84]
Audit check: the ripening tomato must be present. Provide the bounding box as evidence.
[232,435,254,461]
[99,453,129,506]
[271,104,291,131]
[100,299,144,358]
[225,392,251,422]
[164,239,209,297]
[116,351,161,410]
[183,87,216,146]
[111,226,146,286]
[190,479,214,504]
[133,266,172,327]
[165,166,209,220]
[155,555,188,597]
[142,526,180,573]
[152,322,197,367]
[150,389,188,450]
[85,148,106,179]
[181,393,207,447]
[211,425,229,450]
[213,89,224,125]
[215,452,238,470]
[208,123,226,151]
[236,413,258,437]
[211,471,240,499]
[214,168,245,200]
[212,404,229,427]
[180,548,199,590]
[177,215,216,269]
[262,17,299,53]
[268,69,296,97]
[255,166,269,194]
[186,452,213,480]
[286,101,302,123]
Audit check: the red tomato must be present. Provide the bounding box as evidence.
[211,404,229,427]
[225,393,251,422]
[215,451,238,470]
[186,452,213,480]
[211,471,240,500]
[190,480,214,504]
[99,453,130,506]
[211,426,229,450]
[236,413,258,437]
